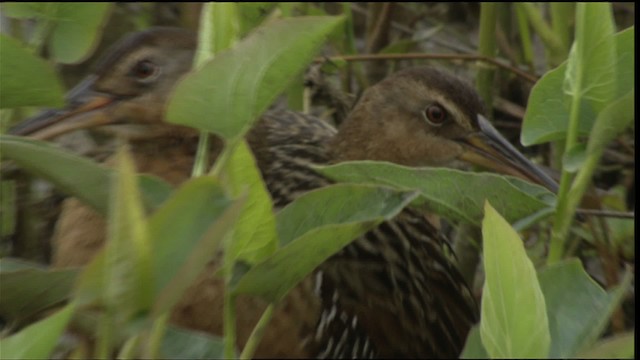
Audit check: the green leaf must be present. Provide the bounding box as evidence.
[538,259,632,357]
[563,3,616,111]
[232,184,418,302]
[480,201,550,358]
[613,27,634,97]
[521,28,631,146]
[575,332,635,359]
[0,303,74,359]
[586,90,634,156]
[219,140,277,265]
[316,161,555,226]
[0,259,77,324]
[562,143,587,172]
[0,34,64,108]
[152,187,244,315]
[104,146,154,322]
[147,177,233,299]
[160,325,225,359]
[0,135,172,215]
[460,325,489,359]
[49,3,112,64]
[167,16,344,139]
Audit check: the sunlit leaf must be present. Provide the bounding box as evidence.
[480,201,550,358]
[521,26,632,146]
[563,3,616,111]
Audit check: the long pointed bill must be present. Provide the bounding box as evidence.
[8,76,119,140]
[459,115,559,193]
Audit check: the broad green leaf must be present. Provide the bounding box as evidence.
[167,16,344,139]
[276,183,418,245]
[0,259,77,324]
[586,90,634,155]
[575,332,635,359]
[0,303,74,359]
[521,28,632,146]
[148,177,233,297]
[233,184,418,302]
[160,325,225,359]
[316,161,555,226]
[0,135,172,214]
[563,3,616,111]
[219,140,277,264]
[49,3,112,64]
[613,27,634,97]
[103,146,153,322]
[153,189,244,315]
[460,325,489,359]
[0,35,64,108]
[480,201,550,358]
[538,259,632,357]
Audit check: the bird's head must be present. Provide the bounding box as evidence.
[331,66,558,192]
[10,27,196,140]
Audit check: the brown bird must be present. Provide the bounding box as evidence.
[10,26,558,358]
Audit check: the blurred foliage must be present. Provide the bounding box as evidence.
[0,2,634,359]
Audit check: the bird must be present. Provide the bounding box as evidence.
[9,26,558,358]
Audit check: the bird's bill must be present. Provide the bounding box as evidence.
[458,115,558,193]
[8,76,119,140]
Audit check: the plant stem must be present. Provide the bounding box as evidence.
[476,2,498,117]
[145,312,169,359]
[518,3,566,67]
[223,288,237,358]
[239,305,275,359]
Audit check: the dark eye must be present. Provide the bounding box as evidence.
[130,60,159,81]
[424,104,448,126]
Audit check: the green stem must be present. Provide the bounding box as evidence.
[548,74,582,264]
[223,288,238,358]
[550,2,574,55]
[145,312,169,359]
[95,311,114,359]
[239,305,275,359]
[514,4,534,71]
[476,2,498,116]
[518,3,566,67]
[117,334,141,359]
[191,133,211,177]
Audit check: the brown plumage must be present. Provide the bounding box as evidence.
[10,27,558,358]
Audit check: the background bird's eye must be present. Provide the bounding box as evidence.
[131,60,159,81]
[424,104,448,126]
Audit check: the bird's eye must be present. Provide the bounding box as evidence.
[423,104,448,126]
[130,60,159,81]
